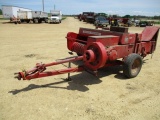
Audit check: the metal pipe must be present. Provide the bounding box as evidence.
[20,66,84,80]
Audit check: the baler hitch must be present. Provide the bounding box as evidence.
[14,56,84,80]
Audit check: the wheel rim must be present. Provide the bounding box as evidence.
[131,58,141,75]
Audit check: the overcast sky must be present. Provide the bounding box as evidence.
[0,0,160,16]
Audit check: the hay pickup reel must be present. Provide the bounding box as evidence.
[15,26,159,80]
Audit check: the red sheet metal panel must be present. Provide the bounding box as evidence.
[87,35,120,46]
[109,45,134,59]
[79,27,107,36]
[141,26,159,41]
[120,33,136,44]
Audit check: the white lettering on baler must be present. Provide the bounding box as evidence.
[83,30,101,36]
[125,37,129,43]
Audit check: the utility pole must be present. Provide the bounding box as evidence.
[42,0,44,11]
[54,4,55,10]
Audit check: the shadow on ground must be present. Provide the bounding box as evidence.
[9,65,128,95]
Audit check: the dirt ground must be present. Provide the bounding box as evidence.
[0,17,160,120]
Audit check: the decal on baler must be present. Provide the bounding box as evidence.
[82,30,101,36]
[125,37,129,43]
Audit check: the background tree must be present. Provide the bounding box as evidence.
[0,9,2,15]
[123,15,131,18]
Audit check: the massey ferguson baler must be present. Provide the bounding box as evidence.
[15,26,159,80]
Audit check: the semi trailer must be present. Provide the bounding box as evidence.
[2,5,31,23]
[17,11,48,23]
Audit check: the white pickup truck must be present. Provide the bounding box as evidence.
[48,10,62,24]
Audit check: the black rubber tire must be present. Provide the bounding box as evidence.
[33,19,38,23]
[45,19,48,23]
[27,20,30,23]
[123,53,142,78]
[38,20,42,23]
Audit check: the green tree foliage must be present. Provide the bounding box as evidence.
[123,15,131,18]
[0,9,2,15]
[154,16,160,19]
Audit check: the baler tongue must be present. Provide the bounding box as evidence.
[14,56,84,80]
[14,63,46,80]
[14,72,23,80]
[14,41,109,80]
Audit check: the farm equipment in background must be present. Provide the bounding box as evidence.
[15,26,159,81]
[109,18,133,27]
[118,18,133,27]
[9,16,21,24]
[109,18,120,27]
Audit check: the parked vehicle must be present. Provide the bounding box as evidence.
[136,21,153,27]
[85,12,95,23]
[79,12,93,22]
[134,20,140,26]
[77,14,81,20]
[48,10,62,24]
[17,11,32,23]
[94,13,108,20]
[94,16,109,27]
[2,5,31,23]
[31,11,48,23]
[17,11,48,23]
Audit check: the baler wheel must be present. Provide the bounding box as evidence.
[123,53,142,78]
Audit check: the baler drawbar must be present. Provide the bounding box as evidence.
[15,26,159,80]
